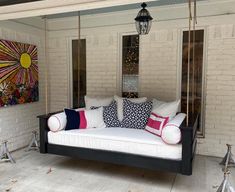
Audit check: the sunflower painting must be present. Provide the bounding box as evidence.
[0,39,39,107]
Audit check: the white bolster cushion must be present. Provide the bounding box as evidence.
[161,113,186,145]
[48,108,85,132]
[48,112,67,132]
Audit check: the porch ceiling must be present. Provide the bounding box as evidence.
[0,0,42,7]
[0,0,232,21]
[47,0,207,19]
[0,0,157,21]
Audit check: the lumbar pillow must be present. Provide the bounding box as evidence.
[114,95,147,122]
[48,112,67,132]
[64,108,80,131]
[85,107,106,128]
[85,96,113,110]
[145,113,169,136]
[152,99,180,120]
[161,113,186,144]
[103,100,121,127]
[48,108,86,131]
[121,99,152,129]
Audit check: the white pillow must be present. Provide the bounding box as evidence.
[48,112,67,132]
[47,108,85,132]
[85,107,106,128]
[85,96,113,109]
[161,113,186,144]
[114,95,147,121]
[152,99,180,120]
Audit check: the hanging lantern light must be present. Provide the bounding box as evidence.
[135,2,153,35]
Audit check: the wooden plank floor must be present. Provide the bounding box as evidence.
[0,149,234,192]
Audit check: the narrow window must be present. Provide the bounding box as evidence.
[122,35,139,98]
[181,30,205,135]
[72,39,86,108]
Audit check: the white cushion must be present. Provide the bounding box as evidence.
[114,95,147,121]
[48,128,182,160]
[152,99,180,120]
[85,107,106,128]
[85,96,113,109]
[161,113,186,144]
[47,108,85,132]
[48,112,67,132]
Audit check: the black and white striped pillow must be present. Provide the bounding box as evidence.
[121,99,152,129]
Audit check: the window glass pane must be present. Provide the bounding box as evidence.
[181,30,204,132]
[122,35,139,98]
[72,39,86,108]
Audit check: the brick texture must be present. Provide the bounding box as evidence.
[86,33,118,97]
[139,30,178,100]
[0,21,46,151]
[197,24,235,157]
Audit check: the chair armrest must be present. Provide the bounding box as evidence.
[179,113,199,175]
[37,113,59,153]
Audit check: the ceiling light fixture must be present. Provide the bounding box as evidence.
[135,2,153,35]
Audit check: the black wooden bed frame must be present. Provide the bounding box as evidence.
[38,113,198,175]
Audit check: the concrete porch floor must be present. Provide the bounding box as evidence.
[0,149,234,192]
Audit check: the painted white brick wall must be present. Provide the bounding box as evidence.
[86,33,118,97]
[48,36,68,112]
[0,21,46,151]
[140,30,178,100]
[197,24,235,157]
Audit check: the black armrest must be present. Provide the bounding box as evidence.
[37,113,54,153]
[179,113,199,175]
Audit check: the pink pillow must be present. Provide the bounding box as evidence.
[79,111,87,129]
[145,113,169,136]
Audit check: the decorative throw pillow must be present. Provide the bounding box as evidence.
[114,95,147,122]
[79,110,87,129]
[64,108,80,131]
[145,113,169,136]
[161,113,186,144]
[121,99,152,129]
[48,112,67,132]
[85,107,106,128]
[103,100,121,127]
[85,96,113,110]
[152,99,180,120]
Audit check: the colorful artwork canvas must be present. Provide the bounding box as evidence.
[0,39,38,107]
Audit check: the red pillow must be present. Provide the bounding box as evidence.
[79,110,87,129]
[145,113,169,136]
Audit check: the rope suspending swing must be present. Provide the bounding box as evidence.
[186,0,197,126]
[77,11,81,108]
